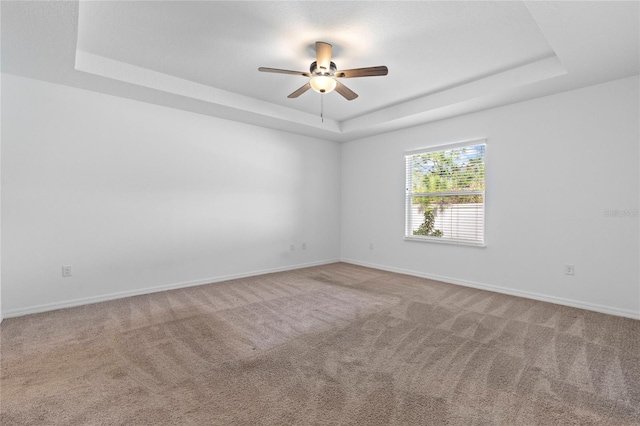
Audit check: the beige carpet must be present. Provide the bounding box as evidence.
[1,262,639,425]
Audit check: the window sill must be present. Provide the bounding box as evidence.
[404,236,486,248]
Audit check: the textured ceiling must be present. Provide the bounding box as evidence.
[2,1,639,142]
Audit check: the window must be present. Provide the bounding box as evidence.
[405,140,486,246]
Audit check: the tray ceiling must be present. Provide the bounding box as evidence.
[2,1,639,142]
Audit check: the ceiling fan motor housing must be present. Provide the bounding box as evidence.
[310,61,337,77]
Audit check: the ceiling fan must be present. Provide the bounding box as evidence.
[258,41,388,101]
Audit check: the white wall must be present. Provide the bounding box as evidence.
[2,73,639,320]
[0,67,3,323]
[342,76,640,318]
[1,74,341,316]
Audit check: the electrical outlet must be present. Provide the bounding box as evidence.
[62,265,72,277]
[369,243,374,250]
[302,242,307,250]
[290,244,295,251]
[564,264,574,275]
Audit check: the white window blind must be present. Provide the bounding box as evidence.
[405,140,486,246]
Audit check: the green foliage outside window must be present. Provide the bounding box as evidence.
[413,207,443,237]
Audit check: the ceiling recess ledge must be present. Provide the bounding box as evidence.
[77,49,566,143]
[341,55,567,138]
[74,50,341,135]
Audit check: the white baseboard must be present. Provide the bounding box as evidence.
[2,258,340,319]
[341,258,640,320]
[4,257,637,321]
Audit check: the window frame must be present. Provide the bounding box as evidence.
[404,139,487,247]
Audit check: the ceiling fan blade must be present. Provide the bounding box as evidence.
[287,83,312,98]
[258,67,310,77]
[315,41,332,71]
[335,66,388,78]
[334,81,358,101]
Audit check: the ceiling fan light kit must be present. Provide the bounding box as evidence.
[310,76,337,94]
[259,41,388,101]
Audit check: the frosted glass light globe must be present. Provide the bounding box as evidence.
[310,75,337,94]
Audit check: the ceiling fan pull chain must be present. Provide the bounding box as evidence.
[321,94,324,123]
